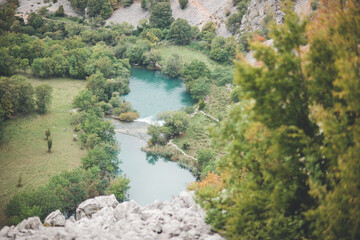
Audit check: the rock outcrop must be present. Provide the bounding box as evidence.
[0,192,224,240]
[240,0,285,33]
[44,210,66,227]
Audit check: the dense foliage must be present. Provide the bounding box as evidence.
[147,111,190,145]
[195,3,360,239]
[169,18,193,45]
[149,2,174,29]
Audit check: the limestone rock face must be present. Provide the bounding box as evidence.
[44,210,66,227]
[240,0,285,33]
[240,0,285,32]
[0,191,224,240]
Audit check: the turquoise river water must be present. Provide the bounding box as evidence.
[114,68,195,205]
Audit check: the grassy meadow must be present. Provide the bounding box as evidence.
[156,45,220,71]
[0,76,86,227]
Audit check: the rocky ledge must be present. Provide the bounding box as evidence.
[0,192,223,240]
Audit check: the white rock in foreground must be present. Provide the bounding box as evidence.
[0,191,224,240]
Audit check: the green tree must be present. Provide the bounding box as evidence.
[149,2,174,29]
[68,48,91,79]
[105,176,130,202]
[181,60,210,82]
[143,50,162,70]
[73,89,98,111]
[210,36,229,62]
[123,0,134,7]
[45,128,51,140]
[17,173,23,187]
[47,138,52,153]
[19,58,29,73]
[35,84,53,114]
[189,77,210,101]
[211,67,233,86]
[198,10,316,239]
[159,111,190,138]
[163,53,183,78]
[86,72,108,101]
[27,12,44,29]
[125,40,150,64]
[225,11,243,34]
[304,1,360,238]
[179,0,188,9]
[196,148,214,169]
[69,0,87,13]
[55,5,65,17]
[0,48,16,76]
[82,143,120,176]
[0,76,35,117]
[87,0,113,19]
[169,18,192,44]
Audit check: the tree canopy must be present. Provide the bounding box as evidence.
[149,2,174,29]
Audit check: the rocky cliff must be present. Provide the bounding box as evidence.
[240,0,284,33]
[240,0,311,33]
[0,192,224,240]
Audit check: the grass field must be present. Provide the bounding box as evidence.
[156,45,221,71]
[0,76,86,227]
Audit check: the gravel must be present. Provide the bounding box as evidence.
[16,0,80,17]
[107,0,234,37]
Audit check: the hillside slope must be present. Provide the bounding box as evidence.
[107,0,235,37]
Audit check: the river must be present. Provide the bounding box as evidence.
[114,68,195,205]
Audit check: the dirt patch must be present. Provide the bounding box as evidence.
[16,0,79,17]
[294,0,311,19]
[107,0,234,37]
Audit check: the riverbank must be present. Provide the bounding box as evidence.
[142,83,231,178]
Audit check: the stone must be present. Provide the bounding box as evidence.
[44,210,66,227]
[0,226,9,237]
[76,194,118,220]
[1,191,224,240]
[73,134,78,141]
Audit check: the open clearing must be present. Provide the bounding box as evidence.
[156,45,221,71]
[0,76,86,227]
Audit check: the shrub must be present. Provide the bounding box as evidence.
[159,111,190,137]
[179,0,188,9]
[211,67,233,86]
[105,176,130,202]
[119,111,139,122]
[55,5,65,17]
[311,0,319,10]
[149,2,174,29]
[169,18,192,44]
[189,77,210,101]
[163,53,183,78]
[123,0,134,7]
[35,84,53,114]
[141,0,148,10]
[181,60,211,82]
[210,36,228,62]
[197,148,214,169]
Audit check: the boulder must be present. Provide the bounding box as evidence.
[44,210,66,227]
[76,194,118,220]
[1,191,225,240]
